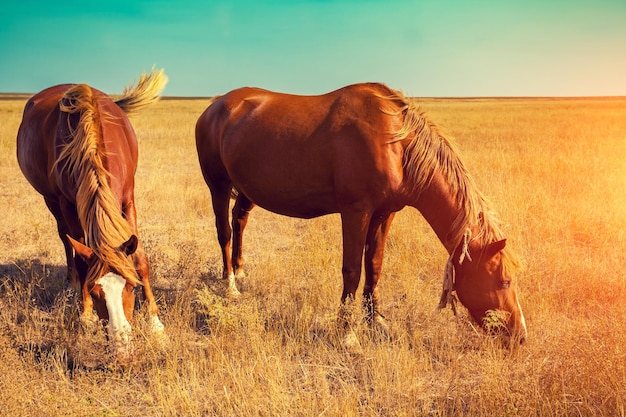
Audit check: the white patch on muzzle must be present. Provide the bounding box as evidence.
[97,272,132,357]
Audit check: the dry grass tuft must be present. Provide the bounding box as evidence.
[1,96,625,416]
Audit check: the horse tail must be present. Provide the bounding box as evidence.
[56,84,140,286]
[115,67,168,115]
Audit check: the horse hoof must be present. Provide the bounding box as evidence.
[150,315,165,333]
[153,330,170,349]
[342,329,362,354]
[227,285,241,298]
[112,344,134,366]
[223,272,241,297]
[372,314,391,340]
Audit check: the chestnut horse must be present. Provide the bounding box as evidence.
[195,83,527,344]
[16,69,168,357]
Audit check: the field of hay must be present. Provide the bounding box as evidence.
[0,94,625,416]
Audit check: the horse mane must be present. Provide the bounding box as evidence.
[114,67,168,115]
[379,88,520,273]
[55,84,140,286]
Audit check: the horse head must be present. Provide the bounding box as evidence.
[444,237,527,345]
[68,235,139,357]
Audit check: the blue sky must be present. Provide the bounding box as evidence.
[1,0,625,96]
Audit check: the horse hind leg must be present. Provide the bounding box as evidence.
[210,181,240,297]
[231,192,255,279]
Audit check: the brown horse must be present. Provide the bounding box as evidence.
[16,69,168,357]
[195,83,527,345]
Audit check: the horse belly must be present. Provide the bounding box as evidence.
[17,121,55,197]
[245,187,337,219]
[224,140,338,219]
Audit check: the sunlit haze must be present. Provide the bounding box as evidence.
[1,0,625,96]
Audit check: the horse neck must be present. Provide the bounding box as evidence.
[409,171,465,255]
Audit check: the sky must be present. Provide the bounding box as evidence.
[1,0,625,97]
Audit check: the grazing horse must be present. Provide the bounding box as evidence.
[16,69,168,357]
[195,83,527,344]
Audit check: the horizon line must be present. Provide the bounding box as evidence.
[1,92,626,101]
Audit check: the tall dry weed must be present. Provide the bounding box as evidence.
[0,97,625,416]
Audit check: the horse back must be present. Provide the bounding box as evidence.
[17,84,138,203]
[196,83,407,217]
[17,85,73,197]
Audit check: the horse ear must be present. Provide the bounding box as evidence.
[486,239,507,258]
[121,235,138,256]
[67,234,94,261]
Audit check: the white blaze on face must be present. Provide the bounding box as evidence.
[97,272,132,357]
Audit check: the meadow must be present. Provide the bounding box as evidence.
[0,93,625,416]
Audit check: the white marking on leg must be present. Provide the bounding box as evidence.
[97,272,133,357]
[150,315,165,334]
[150,314,170,348]
[226,272,241,297]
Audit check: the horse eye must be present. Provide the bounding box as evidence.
[501,280,511,289]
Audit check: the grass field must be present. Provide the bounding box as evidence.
[0,94,625,416]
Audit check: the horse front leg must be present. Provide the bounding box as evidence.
[52,199,100,330]
[124,199,165,335]
[231,193,255,279]
[364,212,396,331]
[336,210,371,350]
[338,211,371,324]
[133,248,165,335]
[44,197,81,289]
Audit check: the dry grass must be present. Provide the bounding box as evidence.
[1,95,625,416]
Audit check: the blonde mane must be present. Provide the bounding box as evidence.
[56,84,140,286]
[380,89,519,273]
